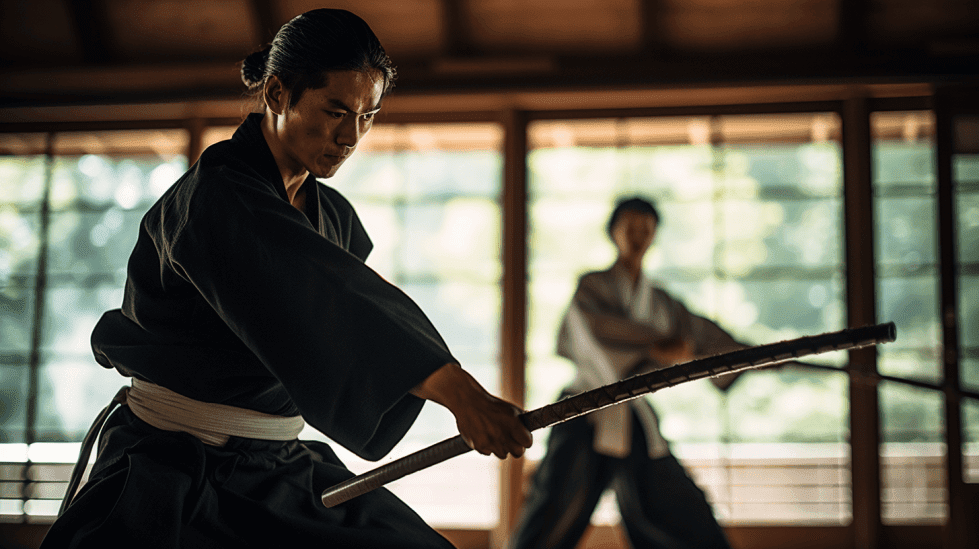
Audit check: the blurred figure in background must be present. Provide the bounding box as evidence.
[509,196,744,549]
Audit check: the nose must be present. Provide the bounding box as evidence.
[336,115,367,148]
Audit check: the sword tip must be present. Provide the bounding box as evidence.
[882,321,897,342]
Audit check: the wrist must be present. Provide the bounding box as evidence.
[411,362,482,413]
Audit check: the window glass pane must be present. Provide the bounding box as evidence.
[0,365,29,443]
[956,153,979,393]
[965,398,979,484]
[320,123,504,529]
[48,153,186,213]
[35,359,125,442]
[879,381,947,524]
[0,147,46,449]
[46,210,144,285]
[873,112,937,188]
[872,111,942,383]
[528,113,848,525]
[877,276,942,380]
[876,197,938,267]
[398,281,500,361]
[0,155,45,279]
[0,131,188,454]
[965,359,979,399]
[399,200,501,282]
[41,286,123,355]
[962,279,979,390]
[954,173,979,264]
[404,149,501,198]
[0,210,40,282]
[0,280,34,354]
[44,152,184,287]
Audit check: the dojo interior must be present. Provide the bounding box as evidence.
[1,1,978,548]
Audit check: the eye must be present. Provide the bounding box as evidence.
[362,112,376,122]
[326,111,345,119]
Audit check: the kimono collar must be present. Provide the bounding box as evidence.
[610,262,655,319]
[230,113,289,200]
[230,112,323,229]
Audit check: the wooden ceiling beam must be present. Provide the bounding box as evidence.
[65,0,114,65]
[0,49,974,109]
[248,0,279,45]
[440,0,476,57]
[838,0,870,54]
[638,0,668,56]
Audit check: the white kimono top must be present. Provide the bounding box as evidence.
[557,263,746,458]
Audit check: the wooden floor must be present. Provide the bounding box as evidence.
[0,522,953,549]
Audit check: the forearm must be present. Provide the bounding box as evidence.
[410,362,533,458]
[409,362,479,414]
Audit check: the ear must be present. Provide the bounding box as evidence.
[263,75,288,116]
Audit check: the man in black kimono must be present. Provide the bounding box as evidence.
[42,9,531,548]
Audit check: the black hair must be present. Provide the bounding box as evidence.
[606,196,660,239]
[240,9,397,107]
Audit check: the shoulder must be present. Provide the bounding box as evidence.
[153,148,274,239]
[573,268,617,303]
[648,283,680,302]
[577,267,614,288]
[178,143,278,206]
[195,141,268,187]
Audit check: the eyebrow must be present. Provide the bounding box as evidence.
[327,98,382,115]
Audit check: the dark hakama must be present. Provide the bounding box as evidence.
[40,113,456,548]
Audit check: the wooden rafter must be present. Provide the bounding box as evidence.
[66,0,114,64]
[638,0,668,56]
[440,0,475,57]
[837,0,870,53]
[248,0,279,46]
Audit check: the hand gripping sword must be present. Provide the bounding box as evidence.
[322,322,896,508]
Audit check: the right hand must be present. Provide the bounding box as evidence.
[411,363,533,459]
[648,338,694,366]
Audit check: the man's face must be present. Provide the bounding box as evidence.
[611,209,657,262]
[274,70,384,179]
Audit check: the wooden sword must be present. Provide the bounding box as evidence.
[322,322,897,508]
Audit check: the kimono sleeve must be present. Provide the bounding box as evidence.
[162,169,456,460]
[557,303,633,387]
[671,295,751,391]
[557,273,670,380]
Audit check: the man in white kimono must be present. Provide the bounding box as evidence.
[509,197,742,549]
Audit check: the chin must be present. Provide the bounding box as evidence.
[315,159,347,179]
[312,165,341,179]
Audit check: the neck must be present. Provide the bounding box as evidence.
[260,111,308,205]
[615,256,643,284]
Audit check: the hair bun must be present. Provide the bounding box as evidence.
[241,46,271,88]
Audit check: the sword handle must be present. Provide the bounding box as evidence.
[322,322,896,508]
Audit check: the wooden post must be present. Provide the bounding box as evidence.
[935,85,967,549]
[494,109,528,549]
[842,95,881,549]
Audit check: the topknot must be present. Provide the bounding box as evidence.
[241,46,271,88]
